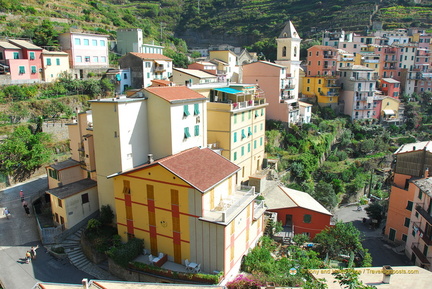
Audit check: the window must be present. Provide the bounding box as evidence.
[234,152,237,161]
[13,52,19,59]
[254,140,257,149]
[183,105,190,117]
[75,56,82,63]
[248,127,252,136]
[406,201,413,211]
[234,132,237,142]
[242,112,245,121]
[84,39,89,46]
[31,66,37,74]
[58,198,62,208]
[75,38,81,45]
[194,125,199,136]
[48,169,58,180]
[145,62,151,68]
[100,40,106,46]
[147,72,150,78]
[93,56,98,62]
[29,52,35,60]
[303,214,312,223]
[254,125,257,133]
[47,58,52,66]
[81,193,89,204]
[260,137,263,146]
[402,234,407,242]
[184,127,191,138]
[101,56,107,63]
[92,39,98,46]
[241,129,246,139]
[85,56,90,62]
[18,66,25,74]
[248,143,251,153]
[261,109,264,116]
[404,217,410,228]
[56,58,60,65]
[194,103,200,115]
[241,146,244,156]
[255,110,259,118]
[234,114,237,124]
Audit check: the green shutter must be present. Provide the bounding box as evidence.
[194,125,199,136]
[47,58,52,65]
[255,110,259,118]
[248,143,251,152]
[234,132,237,142]
[234,152,237,161]
[406,201,413,211]
[184,127,191,138]
[241,129,246,139]
[194,103,200,115]
[241,146,244,156]
[184,105,190,116]
[19,66,25,74]
[29,52,35,60]
[254,140,257,149]
[56,58,60,65]
[31,66,36,74]
[13,52,19,59]
[248,127,252,136]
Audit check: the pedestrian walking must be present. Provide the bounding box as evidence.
[25,251,31,264]
[19,190,24,202]
[22,200,28,208]
[31,245,38,259]
[24,206,30,217]
[3,207,10,219]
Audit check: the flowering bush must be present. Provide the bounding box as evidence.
[226,274,263,289]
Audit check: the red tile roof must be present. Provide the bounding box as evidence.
[130,52,172,60]
[121,147,240,192]
[144,86,206,103]
[151,79,172,86]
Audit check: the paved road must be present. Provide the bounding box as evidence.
[334,204,411,267]
[0,176,93,289]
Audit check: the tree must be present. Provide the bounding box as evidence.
[32,20,58,47]
[364,202,385,224]
[313,222,369,264]
[332,269,377,289]
[0,126,52,182]
[313,180,338,209]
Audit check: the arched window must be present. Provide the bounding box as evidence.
[282,46,287,57]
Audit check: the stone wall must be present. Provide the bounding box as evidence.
[42,120,70,142]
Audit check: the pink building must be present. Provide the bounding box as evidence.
[0,40,43,84]
[243,61,298,124]
[188,61,217,75]
[380,78,401,98]
[306,45,338,77]
[58,32,109,70]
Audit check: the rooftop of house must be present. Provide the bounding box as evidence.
[298,101,313,107]
[116,147,240,193]
[0,41,20,49]
[8,39,42,50]
[308,45,337,51]
[173,67,217,79]
[413,177,432,198]
[310,266,432,289]
[46,178,97,200]
[265,186,332,216]
[381,78,400,84]
[33,280,225,289]
[190,61,216,66]
[59,32,110,38]
[151,79,173,86]
[339,65,374,71]
[394,141,432,155]
[129,52,172,61]
[49,159,81,171]
[144,86,207,103]
[42,49,69,55]
[243,60,286,69]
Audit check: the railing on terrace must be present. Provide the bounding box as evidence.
[364,59,380,63]
[350,75,379,81]
[355,106,373,110]
[323,54,336,59]
[202,186,257,223]
[253,200,266,220]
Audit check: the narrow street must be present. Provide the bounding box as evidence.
[334,204,411,267]
[0,176,93,288]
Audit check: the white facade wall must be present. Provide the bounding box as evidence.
[69,34,109,68]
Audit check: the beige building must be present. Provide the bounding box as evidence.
[41,50,70,82]
[172,68,218,86]
[209,50,239,82]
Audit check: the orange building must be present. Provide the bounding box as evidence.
[385,141,432,243]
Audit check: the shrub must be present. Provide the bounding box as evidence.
[99,205,114,225]
[107,238,144,267]
[86,218,102,233]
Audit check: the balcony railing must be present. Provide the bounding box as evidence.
[201,186,258,224]
[411,243,430,264]
[364,59,380,63]
[253,200,266,220]
[416,205,432,225]
[350,75,379,81]
[323,54,336,59]
[154,66,165,72]
[355,106,373,110]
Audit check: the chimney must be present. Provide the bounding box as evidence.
[148,154,154,164]
[382,265,393,284]
[82,279,89,289]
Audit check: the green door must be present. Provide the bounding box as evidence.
[389,228,396,241]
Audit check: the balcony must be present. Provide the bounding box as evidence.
[384,59,398,63]
[355,106,373,110]
[323,65,334,70]
[364,59,380,63]
[201,186,260,224]
[323,54,336,59]
[154,66,165,72]
[350,75,379,81]
[253,200,266,221]
[326,91,339,97]
[282,84,295,91]
[416,205,432,225]
[341,57,354,61]
[411,243,430,265]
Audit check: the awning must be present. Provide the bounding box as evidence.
[214,87,243,94]
[383,109,395,115]
[154,60,165,65]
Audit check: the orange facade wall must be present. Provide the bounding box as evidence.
[268,207,332,239]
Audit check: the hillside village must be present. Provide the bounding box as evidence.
[1,16,432,288]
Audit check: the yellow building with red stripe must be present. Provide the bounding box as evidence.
[111,147,266,280]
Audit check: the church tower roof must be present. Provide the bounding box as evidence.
[278,21,301,39]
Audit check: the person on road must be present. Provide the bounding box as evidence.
[31,245,39,259]
[25,251,32,264]
[19,190,24,202]
[3,207,10,219]
[24,206,30,217]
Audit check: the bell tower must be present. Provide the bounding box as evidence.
[276,20,301,65]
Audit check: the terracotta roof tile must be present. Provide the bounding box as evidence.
[129,52,172,61]
[121,148,239,192]
[144,86,207,103]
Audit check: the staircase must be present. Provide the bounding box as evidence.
[58,228,117,280]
